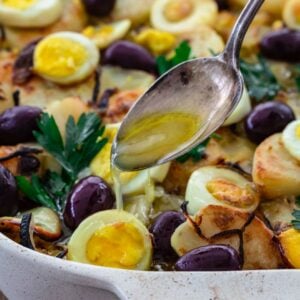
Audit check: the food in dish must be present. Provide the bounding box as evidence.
[0,0,300,272]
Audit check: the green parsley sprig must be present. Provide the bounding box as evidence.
[240,55,280,102]
[16,112,107,212]
[156,41,192,75]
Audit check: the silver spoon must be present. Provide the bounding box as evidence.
[112,0,265,171]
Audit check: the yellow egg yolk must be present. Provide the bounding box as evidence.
[83,25,114,39]
[90,126,138,184]
[134,29,176,55]
[2,0,36,10]
[206,179,259,209]
[34,37,88,78]
[164,0,194,22]
[295,125,300,139]
[279,228,300,268]
[86,222,145,269]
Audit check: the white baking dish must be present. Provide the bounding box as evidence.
[1,233,300,300]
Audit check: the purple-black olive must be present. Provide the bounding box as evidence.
[260,29,300,63]
[0,165,18,217]
[82,0,116,17]
[175,245,241,271]
[215,0,229,10]
[244,101,295,144]
[0,106,42,145]
[13,39,41,85]
[149,211,185,260]
[103,41,157,73]
[63,176,115,230]
[19,156,40,175]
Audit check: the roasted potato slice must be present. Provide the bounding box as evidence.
[260,197,297,233]
[252,133,300,199]
[171,205,283,269]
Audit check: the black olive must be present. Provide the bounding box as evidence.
[0,165,19,217]
[0,106,42,145]
[19,156,40,175]
[13,39,41,85]
[82,0,116,17]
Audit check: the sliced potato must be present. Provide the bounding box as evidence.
[151,0,217,33]
[46,97,90,137]
[100,66,155,95]
[177,26,225,58]
[171,205,282,269]
[260,197,296,233]
[252,133,300,199]
[185,166,260,215]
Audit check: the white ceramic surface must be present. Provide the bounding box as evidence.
[0,233,299,300]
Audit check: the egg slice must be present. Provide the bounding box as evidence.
[90,123,170,195]
[185,166,260,215]
[67,209,152,270]
[82,20,131,49]
[151,0,218,34]
[223,86,251,126]
[283,0,300,30]
[33,32,100,85]
[0,0,63,28]
[282,120,300,161]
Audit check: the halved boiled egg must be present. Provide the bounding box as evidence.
[185,166,260,215]
[150,0,218,34]
[282,120,300,161]
[82,19,132,49]
[283,0,300,31]
[0,0,63,28]
[68,209,152,270]
[90,123,170,196]
[33,32,100,85]
[223,86,251,126]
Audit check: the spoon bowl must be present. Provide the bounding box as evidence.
[113,0,265,171]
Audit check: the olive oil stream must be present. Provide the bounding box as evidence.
[111,112,201,210]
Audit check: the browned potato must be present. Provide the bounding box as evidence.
[252,133,300,199]
[103,89,142,123]
[260,197,297,233]
[171,205,283,269]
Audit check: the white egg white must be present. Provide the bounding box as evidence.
[68,209,153,270]
[282,120,300,161]
[185,166,259,215]
[0,0,63,28]
[33,32,100,85]
[151,0,218,33]
[223,87,252,126]
[84,19,132,49]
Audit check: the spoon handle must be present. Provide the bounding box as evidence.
[222,0,265,66]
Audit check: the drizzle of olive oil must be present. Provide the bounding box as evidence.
[113,112,201,170]
[111,111,201,210]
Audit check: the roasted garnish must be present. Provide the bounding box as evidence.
[291,197,300,230]
[16,112,107,212]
